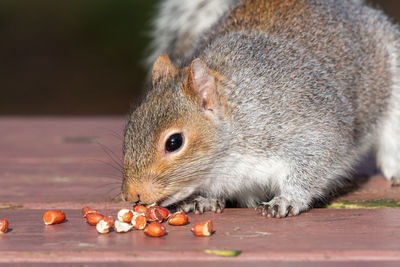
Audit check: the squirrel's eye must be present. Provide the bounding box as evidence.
[165,133,183,152]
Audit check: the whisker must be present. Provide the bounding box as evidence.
[84,184,121,197]
[97,170,122,177]
[97,174,123,181]
[86,157,122,170]
[90,159,122,174]
[95,140,123,169]
[112,192,124,202]
[92,182,122,190]
[102,186,123,198]
[90,181,121,194]
[83,158,122,173]
[94,127,124,140]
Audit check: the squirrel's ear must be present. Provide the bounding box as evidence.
[185,58,220,116]
[152,55,176,85]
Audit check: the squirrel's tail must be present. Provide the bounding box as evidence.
[146,0,239,68]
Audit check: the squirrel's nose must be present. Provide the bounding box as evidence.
[123,181,162,204]
[122,180,141,203]
[124,189,140,203]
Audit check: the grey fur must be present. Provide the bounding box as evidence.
[146,0,239,67]
[124,0,400,217]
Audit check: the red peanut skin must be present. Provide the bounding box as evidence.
[145,207,163,222]
[168,212,188,226]
[82,207,98,218]
[155,206,170,220]
[144,222,166,237]
[191,220,213,236]
[86,213,104,226]
[43,210,66,225]
[133,205,147,214]
[0,219,8,233]
[132,215,147,230]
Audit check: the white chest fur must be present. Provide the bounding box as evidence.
[201,153,290,207]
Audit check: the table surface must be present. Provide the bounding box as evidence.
[1,117,400,266]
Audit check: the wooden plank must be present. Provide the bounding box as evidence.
[0,209,400,264]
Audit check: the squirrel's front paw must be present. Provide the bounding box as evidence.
[178,196,225,214]
[257,197,308,218]
[390,177,400,187]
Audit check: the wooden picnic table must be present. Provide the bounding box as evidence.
[0,117,399,266]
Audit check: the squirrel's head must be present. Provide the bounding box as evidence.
[122,55,229,206]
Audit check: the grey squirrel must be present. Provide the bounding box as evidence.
[122,0,400,218]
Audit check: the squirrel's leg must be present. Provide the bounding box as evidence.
[376,97,400,186]
[178,195,225,214]
[258,175,314,218]
[376,57,400,186]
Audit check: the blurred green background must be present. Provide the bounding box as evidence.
[0,0,398,115]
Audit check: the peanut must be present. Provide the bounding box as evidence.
[117,209,134,223]
[168,212,188,226]
[191,220,213,237]
[0,219,8,233]
[145,206,163,222]
[96,216,114,234]
[43,210,66,225]
[82,206,98,218]
[131,214,147,230]
[144,222,166,237]
[114,220,133,233]
[133,205,147,214]
[155,206,170,220]
[86,213,104,226]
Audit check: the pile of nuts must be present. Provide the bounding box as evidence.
[1,206,214,238]
[82,204,213,237]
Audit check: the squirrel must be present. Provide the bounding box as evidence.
[122,0,400,218]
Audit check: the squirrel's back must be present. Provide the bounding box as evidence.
[194,0,398,139]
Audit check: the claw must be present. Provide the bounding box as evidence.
[199,205,205,214]
[261,206,267,217]
[257,204,267,216]
[273,205,282,218]
[287,205,294,217]
[266,204,273,217]
[258,197,304,218]
[391,177,400,187]
[273,204,280,217]
[177,197,225,214]
[194,201,200,214]
[215,201,223,213]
